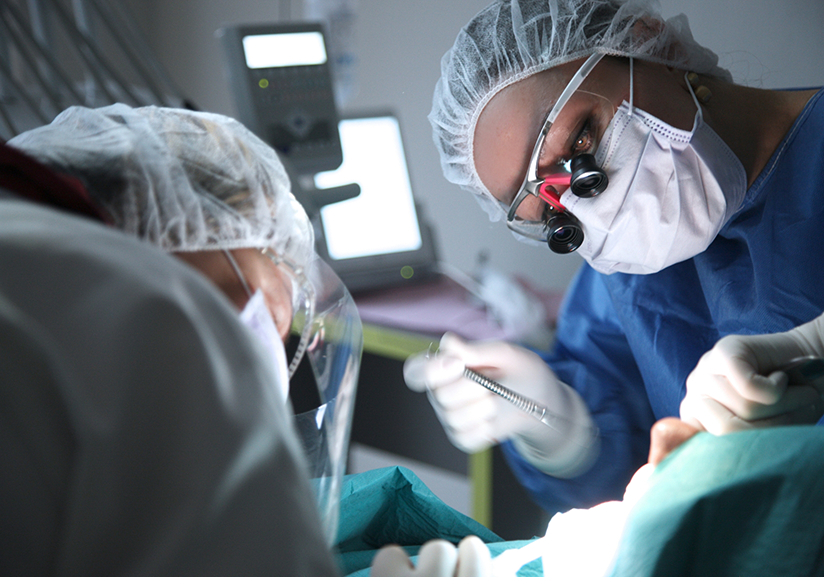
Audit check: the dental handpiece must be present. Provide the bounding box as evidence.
[463,367,598,443]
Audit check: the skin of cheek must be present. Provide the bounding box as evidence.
[235,249,295,342]
[259,266,294,342]
[171,249,251,310]
[629,61,698,131]
[172,248,294,342]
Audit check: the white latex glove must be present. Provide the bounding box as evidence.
[681,312,824,434]
[370,536,491,577]
[404,333,599,478]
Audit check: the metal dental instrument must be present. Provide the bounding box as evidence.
[782,356,824,390]
[463,367,560,428]
[417,343,596,439]
[463,367,598,443]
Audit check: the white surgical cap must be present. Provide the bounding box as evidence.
[429,0,732,221]
[9,103,314,267]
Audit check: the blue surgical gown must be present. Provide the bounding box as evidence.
[503,88,824,514]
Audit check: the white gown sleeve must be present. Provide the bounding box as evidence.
[0,199,341,577]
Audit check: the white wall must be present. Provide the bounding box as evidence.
[659,0,824,90]
[139,0,824,293]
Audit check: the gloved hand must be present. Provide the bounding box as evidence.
[370,536,491,577]
[404,333,599,478]
[680,312,824,434]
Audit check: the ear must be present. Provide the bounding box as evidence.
[630,16,688,66]
[631,16,665,44]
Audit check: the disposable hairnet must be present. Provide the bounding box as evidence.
[430,0,732,221]
[8,104,314,267]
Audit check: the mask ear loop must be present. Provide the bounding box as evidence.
[262,249,316,379]
[628,57,634,117]
[223,249,254,299]
[683,71,704,123]
[225,248,313,379]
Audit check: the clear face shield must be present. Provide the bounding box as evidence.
[503,53,615,254]
[274,251,363,546]
[232,248,362,545]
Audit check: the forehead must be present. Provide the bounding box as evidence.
[472,62,581,200]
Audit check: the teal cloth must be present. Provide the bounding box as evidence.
[334,466,542,576]
[610,426,824,577]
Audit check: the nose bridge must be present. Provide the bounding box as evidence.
[538,179,568,211]
[512,172,571,222]
[541,172,572,191]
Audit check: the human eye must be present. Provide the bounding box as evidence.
[571,118,594,155]
[540,117,595,171]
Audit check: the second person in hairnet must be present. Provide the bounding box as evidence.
[3,104,492,577]
[1,103,345,576]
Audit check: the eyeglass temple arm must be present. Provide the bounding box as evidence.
[545,52,606,125]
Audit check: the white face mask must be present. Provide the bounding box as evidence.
[239,289,291,404]
[560,89,747,275]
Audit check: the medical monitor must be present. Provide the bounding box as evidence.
[217,22,342,175]
[312,112,438,293]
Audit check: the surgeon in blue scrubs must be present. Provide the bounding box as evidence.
[406,0,824,516]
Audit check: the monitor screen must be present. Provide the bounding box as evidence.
[311,113,437,292]
[314,115,423,260]
[241,32,327,68]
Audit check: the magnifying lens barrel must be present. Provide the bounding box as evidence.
[547,213,584,254]
[570,154,608,198]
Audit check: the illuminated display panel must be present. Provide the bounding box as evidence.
[315,116,423,261]
[242,32,327,68]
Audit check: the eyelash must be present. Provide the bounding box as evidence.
[572,119,593,155]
